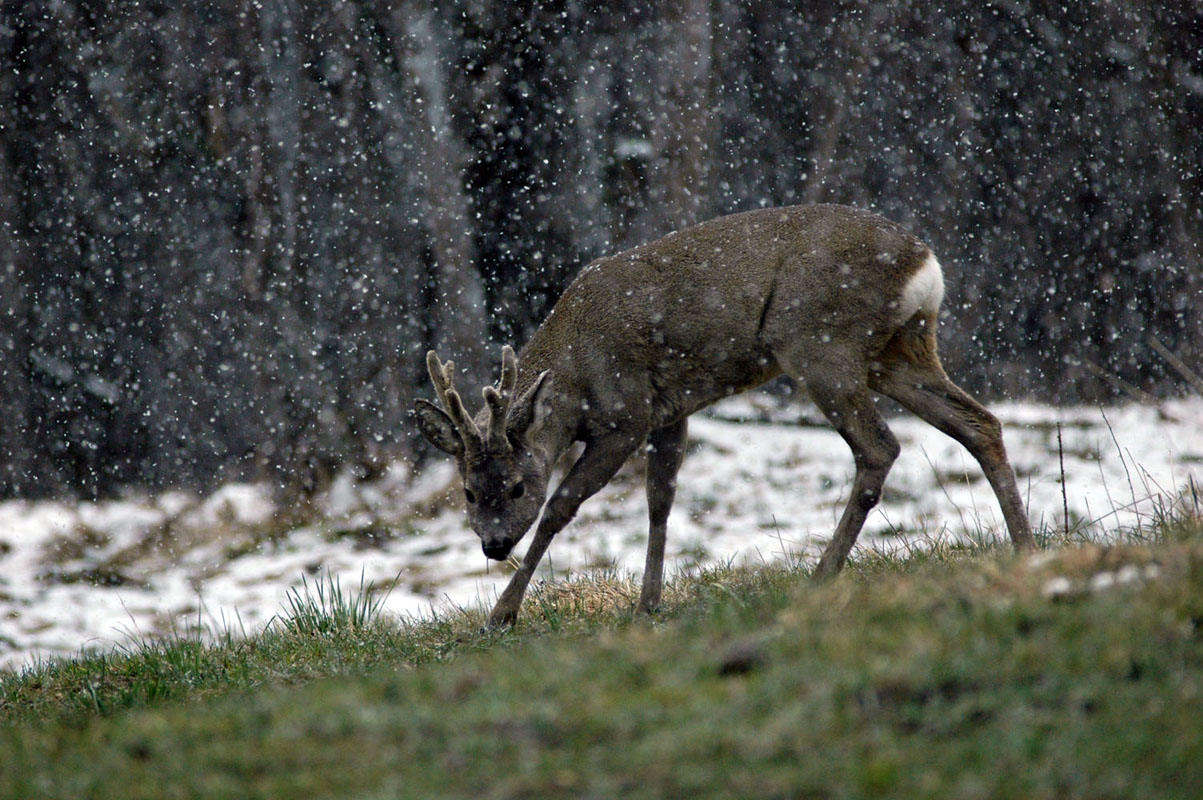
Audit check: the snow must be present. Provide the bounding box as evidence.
[2,397,1201,672]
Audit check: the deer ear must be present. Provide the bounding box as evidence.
[507,371,553,442]
[414,399,463,455]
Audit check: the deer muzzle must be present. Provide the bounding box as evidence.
[481,537,516,561]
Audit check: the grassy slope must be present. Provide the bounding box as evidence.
[4,528,1203,799]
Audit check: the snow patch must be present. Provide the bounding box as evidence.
[2,397,1202,671]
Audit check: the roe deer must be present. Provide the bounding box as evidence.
[415,204,1035,627]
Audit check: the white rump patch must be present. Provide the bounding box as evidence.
[895,251,944,323]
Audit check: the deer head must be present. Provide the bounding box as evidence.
[414,346,554,560]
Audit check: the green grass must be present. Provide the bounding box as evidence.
[4,514,1203,799]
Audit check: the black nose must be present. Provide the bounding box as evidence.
[482,540,513,560]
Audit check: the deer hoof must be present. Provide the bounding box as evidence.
[486,605,519,629]
[636,597,660,616]
[812,556,843,583]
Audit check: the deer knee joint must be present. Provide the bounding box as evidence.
[884,435,902,465]
[856,484,883,511]
[966,409,1005,457]
[855,437,899,475]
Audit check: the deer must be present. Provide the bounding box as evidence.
[414,204,1035,627]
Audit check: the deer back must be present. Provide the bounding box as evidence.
[514,204,936,432]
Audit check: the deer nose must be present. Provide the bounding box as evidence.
[482,539,514,561]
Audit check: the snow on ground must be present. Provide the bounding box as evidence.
[2,397,1201,672]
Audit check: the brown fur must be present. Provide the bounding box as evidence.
[417,204,1035,626]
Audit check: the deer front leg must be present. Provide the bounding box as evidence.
[487,432,643,628]
[639,418,689,614]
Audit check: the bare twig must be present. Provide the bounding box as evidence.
[1057,421,1070,536]
[920,445,973,536]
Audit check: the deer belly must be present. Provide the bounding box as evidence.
[647,347,781,426]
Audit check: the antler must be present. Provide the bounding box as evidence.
[426,351,483,455]
[427,346,521,456]
[483,345,518,451]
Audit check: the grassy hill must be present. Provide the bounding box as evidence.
[4,516,1203,799]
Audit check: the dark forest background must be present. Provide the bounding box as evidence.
[1,0,1200,501]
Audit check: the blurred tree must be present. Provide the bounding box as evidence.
[0,0,1198,499]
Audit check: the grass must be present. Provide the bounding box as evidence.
[277,569,393,637]
[4,508,1203,798]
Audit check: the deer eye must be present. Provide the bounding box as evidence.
[509,481,526,500]
[464,488,477,504]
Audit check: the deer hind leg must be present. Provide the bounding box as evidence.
[868,318,1036,551]
[808,380,901,580]
[639,418,689,614]
[774,343,901,580]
